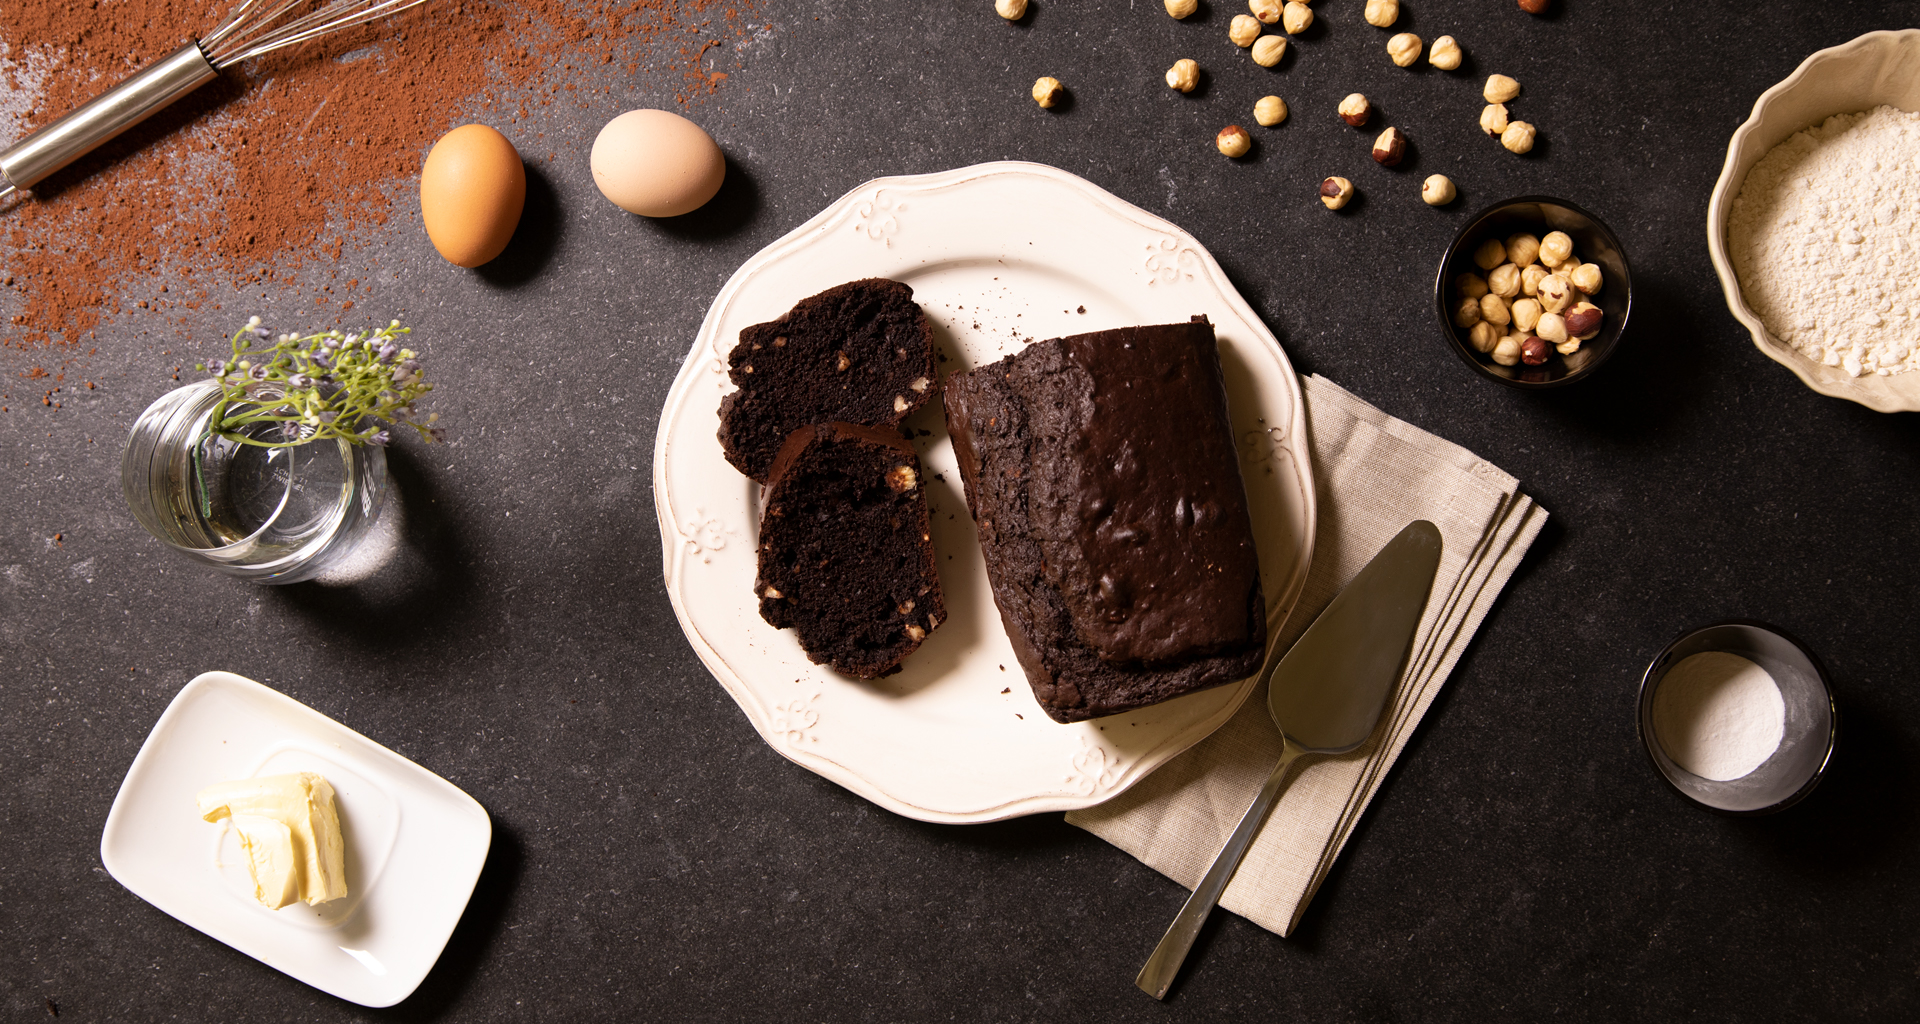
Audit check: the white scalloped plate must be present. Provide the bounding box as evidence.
[654,161,1315,823]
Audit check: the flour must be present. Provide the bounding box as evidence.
[1728,105,1920,378]
[1651,652,1785,781]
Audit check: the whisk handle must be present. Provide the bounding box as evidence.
[0,41,217,195]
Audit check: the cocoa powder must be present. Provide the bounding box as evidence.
[0,0,760,369]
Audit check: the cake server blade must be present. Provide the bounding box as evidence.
[1135,519,1442,1000]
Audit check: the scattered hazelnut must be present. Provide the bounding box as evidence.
[762,586,784,600]
[1488,263,1522,298]
[1319,176,1355,210]
[1216,125,1253,158]
[886,464,919,492]
[1520,263,1549,297]
[1484,75,1521,103]
[836,350,852,371]
[1428,35,1462,71]
[1570,262,1604,295]
[1536,274,1573,313]
[1472,238,1507,271]
[1387,32,1422,67]
[1251,35,1288,66]
[996,0,1028,19]
[893,395,909,412]
[1282,1,1313,35]
[1249,0,1282,24]
[1032,76,1065,108]
[910,376,931,392]
[1504,233,1541,269]
[1166,58,1201,93]
[1165,0,1198,18]
[1480,103,1509,138]
[1539,230,1574,267]
[1338,93,1372,127]
[1491,335,1522,366]
[1511,297,1542,333]
[1535,312,1569,344]
[1479,292,1512,327]
[1455,272,1489,299]
[1453,296,1484,329]
[1500,120,1537,154]
[1468,321,1502,354]
[1254,95,1289,126]
[1364,0,1399,28]
[1371,126,1407,167]
[905,624,927,642]
[1518,0,1549,13]
[1565,301,1604,340]
[1520,336,1550,366]
[897,599,916,615]
[1422,174,1456,206]
[1229,14,1263,47]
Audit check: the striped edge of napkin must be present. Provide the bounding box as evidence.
[1065,373,1548,937]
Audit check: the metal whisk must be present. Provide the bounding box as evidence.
[0,0,428,202]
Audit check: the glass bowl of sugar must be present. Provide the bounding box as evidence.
[1637,621,1837,815]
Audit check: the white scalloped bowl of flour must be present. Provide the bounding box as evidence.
[1707,29,1920,413]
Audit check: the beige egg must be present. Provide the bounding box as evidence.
[590,109,725,217]
[419,124,526,268]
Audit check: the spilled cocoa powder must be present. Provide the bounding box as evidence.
[0,0,763,375]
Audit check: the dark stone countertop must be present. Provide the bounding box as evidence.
[3,1,1917,1020]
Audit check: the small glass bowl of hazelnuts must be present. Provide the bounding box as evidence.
[1434,196,1632,387]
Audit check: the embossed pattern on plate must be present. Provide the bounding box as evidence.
[654,162,1315,823]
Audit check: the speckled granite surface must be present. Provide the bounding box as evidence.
[3,1,1917,1020]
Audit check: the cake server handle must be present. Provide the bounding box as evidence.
[1135,738,1308,1001]
[0,41,218,200]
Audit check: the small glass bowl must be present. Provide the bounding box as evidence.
[1636,620,1837,815]
[1433,195,1632,388]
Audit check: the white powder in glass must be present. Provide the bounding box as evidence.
[1651,652,1785,781]
[1728,105,1920,378]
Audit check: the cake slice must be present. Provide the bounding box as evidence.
[717,278,936,482]
[943,317,1266,722]
[755,422,945,679]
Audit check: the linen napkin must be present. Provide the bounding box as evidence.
[1065,373,1547,937]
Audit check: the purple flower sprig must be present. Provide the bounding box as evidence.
[194,317,443,449]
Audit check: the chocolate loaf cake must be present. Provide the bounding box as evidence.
[943,318,1266,722]
[755,422,945,679]
[717,278,936,482]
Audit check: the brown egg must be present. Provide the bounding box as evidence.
[590,109,725,218]
[419,124,526,267]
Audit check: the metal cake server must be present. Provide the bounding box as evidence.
[1135,519,1442,1000]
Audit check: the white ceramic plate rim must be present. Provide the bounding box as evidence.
[1705,28,1920,413]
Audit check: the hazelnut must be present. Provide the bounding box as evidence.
[1536,274,1573,314]
[1556,338,1582,356]
[1319,176,1355,210]
[1520,263,1550,297]
[836,350,852,371]
[1518,0,1549,12]
[1165,0,1198,18]
[1570,262,1604,296]
[1429,36,1463,71]
[1249,0,1282,24]
[1387,32,1422,67]
[1504,233,1541,269]
[1371,126,1407,167]
[893,394,909,412]
[1422,174,1456,206]
[1229,14,1263,47]
[1338,93,1372,127]
[1455,272,1489,299]
[1479,293,1512,327]
[1282,1,1313,35]
[1166,58,1200,93]
[1511,297,1542,333]
[1251,35,1288,66]
[1500,120,1537,155]
[887,464,919,492]
[1452,296,1483,329]
[1491,335,1522,366]
[905,624,927,642]
[1254,95,1289,126]
[762,586,784,600]
[1520,336,1551,366]
[910,376,931,392]
[1488,263,1522,298]
[1484,75,1521,103]
[1539,230,1574,267]
[1216,125,1253,158]
[1468,321,1502,354]
[1472,238,1507,271]
[1364,0,1399,28]
[1032,76,1065,108]
[1480,103,1510,138]
[1565,301,1604,340]
[1534,312,1569,344]
[996,0,1028,20]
